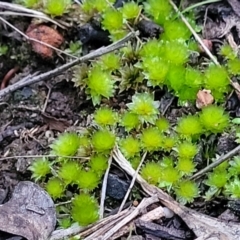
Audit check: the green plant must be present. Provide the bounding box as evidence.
[89,155,108,174]
[127,92,160,124]
[155,117,169,132]
[140,128,163,151]
[144,0,173,24]
[162,40,189,65]
[121,1,141,20]
[98,52,120,71]
[141,57,169,86]
[176,115,203,138]
[176,158,196,176]
[205,170,229,189]
[58,217,72,229]
[17,0,38,8]
[0,44,8,56]
[141,162,162,185]
[120,111,140,131]
[166,64,185,92]
[227,58,240,75]
[174,180,199,205]
[139,39,162,58]
[199,105,229,134]
[176,142,198,159]
[120,136,141,158]
[94,107,117,127]
[77,170,100,190]
[50,132,80,156]
[161,20,191,41]
[71,193,99,226]
[28,157,51,181]
[92,130,116,153]
[65,41,82,56]
[43,0,71,16]
[58,161,81,185]
[220,44,236,60]
[46,177,65,199]
[78,135,92,157]
[86,66,115,105]
[182,67,203,100]
[81,0,115,13]
[204,64,229,100]
[162,136,175,152]
[228,156,240,176]
[102,9,124,31]
[224,178,240,198]
[160,166,180,188]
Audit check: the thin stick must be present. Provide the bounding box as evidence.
[0,2,65,28]
[168,0,219,66]
[0,11,65,28]
[0,17,77,59]
[189,145,240,180]
[118,151,147,213]
[0,31,136,99]
[180,0,221,15]
[99,154,112,219]
[0,154,89,161]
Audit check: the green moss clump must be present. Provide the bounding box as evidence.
[175,181,199,205]
[140,128,163,151]
[120,136,141,158]
[58,161,81,185]
[199,105,229,134]
[141,162,162,185]
[204,65,229,100]
[92,130,116,153]
[46,178,64,199]
[29,157,51,181]
[177,115,203,138]
[77,170,100,190]
[50,133,80,156]
[43,0,71,16]
[127,92,160,124]
[144,0,172,24]
[89,155,108,174]
[71,194,99,226]
[94,107,117,127]
[87,66,115,105]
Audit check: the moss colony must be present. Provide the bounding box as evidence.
[27,0,240,229]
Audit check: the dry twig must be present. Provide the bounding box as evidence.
[118,151,147,213]
[0,31,136,100]
[100,154,112,219]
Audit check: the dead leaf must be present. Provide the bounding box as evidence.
[196,89,214,109]
[26,24,64,58]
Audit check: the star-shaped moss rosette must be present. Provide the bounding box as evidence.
[127,92,160,124]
